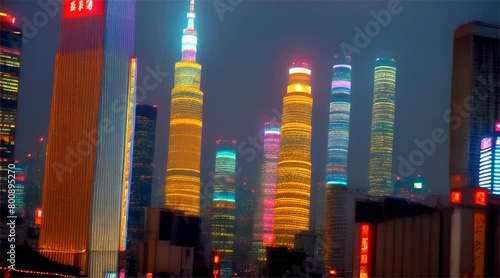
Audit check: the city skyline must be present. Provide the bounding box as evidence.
[0,1,499,277]
[6,2,499,208]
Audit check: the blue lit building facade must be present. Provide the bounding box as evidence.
[326,55,352,186]
[212,140,237,277]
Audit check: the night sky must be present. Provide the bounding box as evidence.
[4,1,500,212]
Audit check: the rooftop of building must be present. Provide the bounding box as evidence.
[455,21,500,40]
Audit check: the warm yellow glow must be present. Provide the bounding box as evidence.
[287,83,311,94]
[119,57,136,251]
[273,65,313,249]
[165,60,204,216]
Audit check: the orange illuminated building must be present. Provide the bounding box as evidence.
[273,62,313,248]
[165,0,204,216]
[38,0,136,276]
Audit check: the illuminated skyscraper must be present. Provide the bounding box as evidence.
[251,122,280,266]
[368,58,397,197]
[165,0,204,216]
[39,2,136,276]
[478,125,500,195]
[212,140,237,278]
[324,55,354,273]
[449,22,499,189]
[326,56,352,186]
[127,104,157,267]
[0,12,21,208]
[274,63,313,248]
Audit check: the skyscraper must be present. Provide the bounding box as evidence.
[234,177,256,273]
[324,56,354,273]
[0,12,21,208]
[449,22,499,190]
[274,63,313,248]
[127,104,157,255]
[326,56,352,186]
[39,2,136,275]
[368,58,397,197]
[212,140,237,278]
[251,122,280,267]
[165,0,204,217]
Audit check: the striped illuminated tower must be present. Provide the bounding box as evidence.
[324,55,352,272]
[273,63,313,248]
[251,122,280,265]
[211,140,237,278]
[165,0,204,216]
[326,55,352,186]
[368,58,397,196]
[39,1,136,276]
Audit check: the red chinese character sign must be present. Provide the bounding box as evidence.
[63,0,104,18]
[359,223,372,278]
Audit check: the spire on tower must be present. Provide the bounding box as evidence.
[181,0,197,61]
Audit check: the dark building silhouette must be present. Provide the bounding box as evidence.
[126,104,157,275]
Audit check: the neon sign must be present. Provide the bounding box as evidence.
[359,223,372,278]
[480,137,492,150]
[63,0,104,18]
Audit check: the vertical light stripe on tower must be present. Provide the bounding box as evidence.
[273,63,313,248]
[368,58,397,196]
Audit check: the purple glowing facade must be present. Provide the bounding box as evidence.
[261,123,281,246]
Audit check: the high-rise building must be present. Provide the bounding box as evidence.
[127,104,157,270]
[449,22,499,190]
[211,140,237,277]
[0,12,21,208]
[251,122,280,267]
[165,0,204,217]
[326,56,352,186]
[234,177,256,272]
[324,56,353,273]
[368,58,397,197]
[274,63,313,248]
[38,2,136,275]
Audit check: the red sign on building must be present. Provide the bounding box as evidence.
[63,0,104,18]
[359,223,372,278]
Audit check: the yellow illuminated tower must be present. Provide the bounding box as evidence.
[273,63,313,248]
[165,0,203,216]
[368,58,397,196]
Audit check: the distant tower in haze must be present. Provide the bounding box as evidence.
[251,122,280,266]
[368,58,397,197]
[273,63,313,248]
[212,140,237,278]
[0,12,21,208]
[449,22,499,190]
[127,104,157,251]
[38,1,136,275]
[324,55,353,273]
[165,0,204,217]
